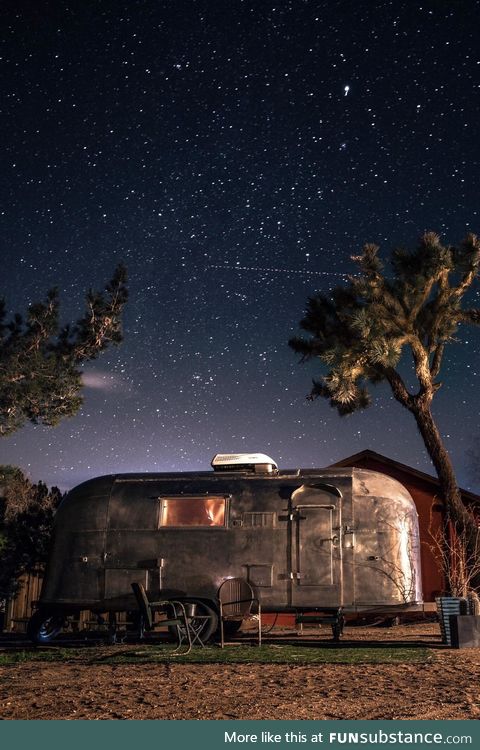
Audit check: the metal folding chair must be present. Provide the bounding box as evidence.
[217,577,262,647]
[131,582,192,654]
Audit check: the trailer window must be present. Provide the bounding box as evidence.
[159,496,226,527]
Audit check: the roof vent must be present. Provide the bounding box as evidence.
[211,453,278,474]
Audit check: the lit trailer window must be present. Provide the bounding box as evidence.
[159,496,227,527]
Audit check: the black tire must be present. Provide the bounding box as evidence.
[168,600,218,645]
[27,610,65,644]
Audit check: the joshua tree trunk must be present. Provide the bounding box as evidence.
[411,402,476,546]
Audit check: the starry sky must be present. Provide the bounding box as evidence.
[2,0,480,492]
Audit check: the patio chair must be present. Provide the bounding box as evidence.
[131,582,192,654]
[217,577,262,648]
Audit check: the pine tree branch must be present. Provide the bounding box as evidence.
[0,265,128,436]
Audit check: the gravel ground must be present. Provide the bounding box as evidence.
[1,622,479,720]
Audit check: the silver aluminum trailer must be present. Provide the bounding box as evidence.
[28,453,423,643]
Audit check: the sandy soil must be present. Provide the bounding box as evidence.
[1,623,479,720]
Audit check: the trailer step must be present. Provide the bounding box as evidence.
[296,615,338,625]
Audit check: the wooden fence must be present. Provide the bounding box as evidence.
[3,571,119,634]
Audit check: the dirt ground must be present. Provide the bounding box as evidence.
[1,622,479,720]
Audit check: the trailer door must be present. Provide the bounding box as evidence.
[103,480,161,602]
[290,484,343,607]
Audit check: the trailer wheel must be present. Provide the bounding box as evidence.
[27,610,65,644]
[168,600,218,645]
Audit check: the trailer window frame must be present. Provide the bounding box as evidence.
[157,494,230,529]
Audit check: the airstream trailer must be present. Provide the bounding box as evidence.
[28,453,423,643]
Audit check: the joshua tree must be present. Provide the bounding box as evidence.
[0,264,128,436]
[289,232,480,566]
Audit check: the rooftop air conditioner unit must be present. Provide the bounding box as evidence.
[211,453,278,474]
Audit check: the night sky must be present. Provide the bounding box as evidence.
[2,1,480,492]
